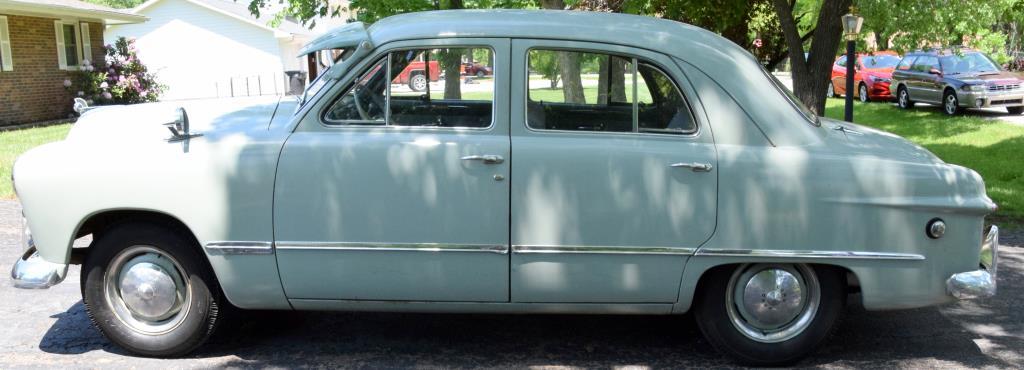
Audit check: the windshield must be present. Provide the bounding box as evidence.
[940,52,1001,75]
[298,48,353,109]
[861,55,900,69]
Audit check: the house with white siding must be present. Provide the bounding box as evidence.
[105,0,314,100]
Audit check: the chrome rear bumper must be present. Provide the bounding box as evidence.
[946,225,998,299]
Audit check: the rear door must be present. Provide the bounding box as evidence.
[508,40,717,303]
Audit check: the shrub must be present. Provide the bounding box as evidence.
[64,37,165,106]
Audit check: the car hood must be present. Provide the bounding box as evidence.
[862,67,894,75]
[818,117,942,165]
[950,71,1024,84]
[66,96,286,144]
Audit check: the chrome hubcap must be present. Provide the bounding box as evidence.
[104,246,191,335]
[860,86,868,102]
[946,95,957,113]
[413,76,426,90]
[899,90,907,106]
[726,264,820,343]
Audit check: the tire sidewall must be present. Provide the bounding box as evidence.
[897,87,912,109]
[82,222,219,357]
[859,84,869,103]
[694,265,844,366]
[943,90,959,115]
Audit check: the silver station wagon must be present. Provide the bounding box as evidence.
[10,10,1000,365]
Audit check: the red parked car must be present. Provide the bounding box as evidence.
[827,51,901,102]
[392,60,440,92]
[462,61,493,77]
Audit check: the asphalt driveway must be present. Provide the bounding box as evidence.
[2,199,1022,368]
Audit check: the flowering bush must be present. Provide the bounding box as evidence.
[64,37,164,106]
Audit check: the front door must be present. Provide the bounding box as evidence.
[274,39,511,302]
[508,40,718,303]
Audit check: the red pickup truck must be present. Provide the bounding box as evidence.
[393,60,440,91]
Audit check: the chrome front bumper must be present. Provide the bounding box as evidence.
[10,218,68,290]
[960,91,1024,108]
[947,225,998,299]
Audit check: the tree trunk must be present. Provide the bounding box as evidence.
[440,0,464,99]
[557,51,585,103]
[597,56,627,104]
[541,0,584,103]
[772,0,851,115]
[440,49,462,99]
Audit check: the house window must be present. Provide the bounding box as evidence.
[54,21,86,70]
[0,16,12,72]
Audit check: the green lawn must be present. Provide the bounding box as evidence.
[0,124,72,199]
[2,101,1022,225]
[824,99,1024,223]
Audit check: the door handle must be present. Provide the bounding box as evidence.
[670,162,713,172]
[461,154,504,165]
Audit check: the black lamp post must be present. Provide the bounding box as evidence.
[841,10,863,122]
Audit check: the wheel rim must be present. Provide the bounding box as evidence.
[826,83,834,98]
[899,89,908,107]
[726,264,820,343]
[860,85,868,102]
[103,245,192,335]
[412,75,427,91]
[945,94,957,114]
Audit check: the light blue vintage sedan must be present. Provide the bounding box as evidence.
[10,10,999,365]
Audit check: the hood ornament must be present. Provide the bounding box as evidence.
[164,107,203,142]
[72,98,95,114]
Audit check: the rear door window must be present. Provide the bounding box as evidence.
[526,49,695,135]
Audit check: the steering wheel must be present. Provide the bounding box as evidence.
[351,85,371,121]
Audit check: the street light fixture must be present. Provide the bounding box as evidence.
[841,9,863,122]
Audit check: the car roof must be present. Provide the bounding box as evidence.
[906,49,980,57]
[306,9,825,147]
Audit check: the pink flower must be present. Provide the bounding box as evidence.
[100,81,108,89]
[63,79,72,87]
[101,92,112,100]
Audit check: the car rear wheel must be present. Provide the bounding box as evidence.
[943,90,961,115]
[897,86,914,109]
[409,73,427,92]
[826,82,837,98]
[82,222,226,357]
[694,264,844,366]
[859,83,870,103]
[1007,106,1024,115]
[476,70,486,78]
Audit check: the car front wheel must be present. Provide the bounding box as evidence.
[859,83,870,103]
[943,90,961,115]
[897,86,914,109]
[694,263,844,366]
[82,222,226,357]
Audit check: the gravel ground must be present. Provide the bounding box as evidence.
[1,199,1022,368]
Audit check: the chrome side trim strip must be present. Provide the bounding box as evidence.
[512,245,696,255]
[695,248,925,261]
[204,242,274,255]
[275,242,509,254]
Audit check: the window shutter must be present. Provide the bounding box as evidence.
[54,21,66,70]
[80,23,91,63]
[0,16,12,71]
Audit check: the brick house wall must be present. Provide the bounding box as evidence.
[0,14,105,127]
